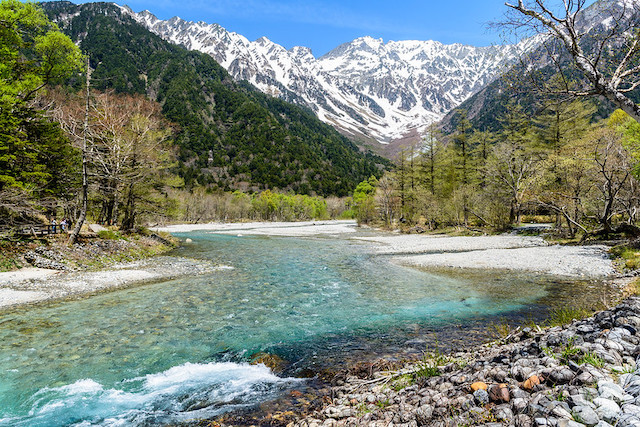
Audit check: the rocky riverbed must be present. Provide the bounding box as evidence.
[293,298,640,427]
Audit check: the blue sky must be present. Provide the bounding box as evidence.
[73,0,595,56]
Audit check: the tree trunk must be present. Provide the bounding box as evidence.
[68,57,90,246]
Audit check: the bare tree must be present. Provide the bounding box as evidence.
[503,0,640,123]
[588,127,634,232]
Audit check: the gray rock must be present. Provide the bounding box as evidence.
[414,405,433,424]
[515,414,534,427]
[473,389,489,405]
[494,404,514,422]
[547,401,572,419]
[621,402,640,413]
[512,397,528,413]
[617,413,640,427]
[572,405,600,426]
[568,394,595,409]
[594,397,621,423]
[24,251,68,270]
[513,388,529,399]
[548,367,575,385]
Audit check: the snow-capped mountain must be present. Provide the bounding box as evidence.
[120,6,533,145]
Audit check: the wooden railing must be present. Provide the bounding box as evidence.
[18,224,66,237]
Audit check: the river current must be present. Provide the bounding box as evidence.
[0,230,611,425]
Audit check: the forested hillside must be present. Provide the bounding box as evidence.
[42,1,386,197]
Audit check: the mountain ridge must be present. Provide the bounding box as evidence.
[119,4,537,147]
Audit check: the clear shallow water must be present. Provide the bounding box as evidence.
[0,231,610,425]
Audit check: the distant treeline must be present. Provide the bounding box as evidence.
[161,189,351,224]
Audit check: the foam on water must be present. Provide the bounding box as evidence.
[1,362,300,426]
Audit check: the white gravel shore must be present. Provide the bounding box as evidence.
[0,257,228,310]
[396,245,615,277]
[356,233,615,278]
[354,234,546,254]
[153,220,359,236]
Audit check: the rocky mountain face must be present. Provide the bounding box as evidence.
[120,6,536,147]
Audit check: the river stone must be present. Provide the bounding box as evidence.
[513,388,529,399]
[568,394,595,409]
[415,405,433,424]
[512,397,528,413]
[515,414,534,427]
[598,381,627,403]
[523,374,543,390]
[548,401,572,419]
[572,406,600,426]
[471,381,487,391]
[618,413,640,427]
[488,383,510,403]
[494,404,514,422]
[594,397,621,423]
[575,371,596,385]
[549,367,575,385]
[473,389,489,405]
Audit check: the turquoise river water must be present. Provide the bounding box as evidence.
[0,231,612,425]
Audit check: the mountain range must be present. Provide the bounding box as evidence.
[121,6,539,150]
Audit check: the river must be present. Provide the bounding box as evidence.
[0,230,613,425]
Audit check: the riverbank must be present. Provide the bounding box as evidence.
[354,234,616,278]
[0,231,227,310]
[0,256,229,310]
[289,296,640,427]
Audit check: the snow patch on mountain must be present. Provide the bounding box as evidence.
[118,5,532,144]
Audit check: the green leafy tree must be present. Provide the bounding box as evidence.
[0,0,83,224]
[352,176,378,225]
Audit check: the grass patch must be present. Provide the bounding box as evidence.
[610,245,640,271]
[391,374,414,391]
[0,240,26,272]
[412,340,455,381]
[97,229,124,240]
[547,306,593,327]
[487,319,514,341]
[375,399,390,409]
[0,256,21,272]
[578,352,605,368]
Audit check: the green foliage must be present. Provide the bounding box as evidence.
[0,0,83,224]
[0,0,83,103]
[352,176,378,224]
[97,229,123,240]
[412,341,451,381]
[610,245,640,271]
[250,190,328,221]
[547,307,592,327]
[579,352,605,368]
[174,188,340,223]
[560,338,580,362]
[375,399,391,409]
